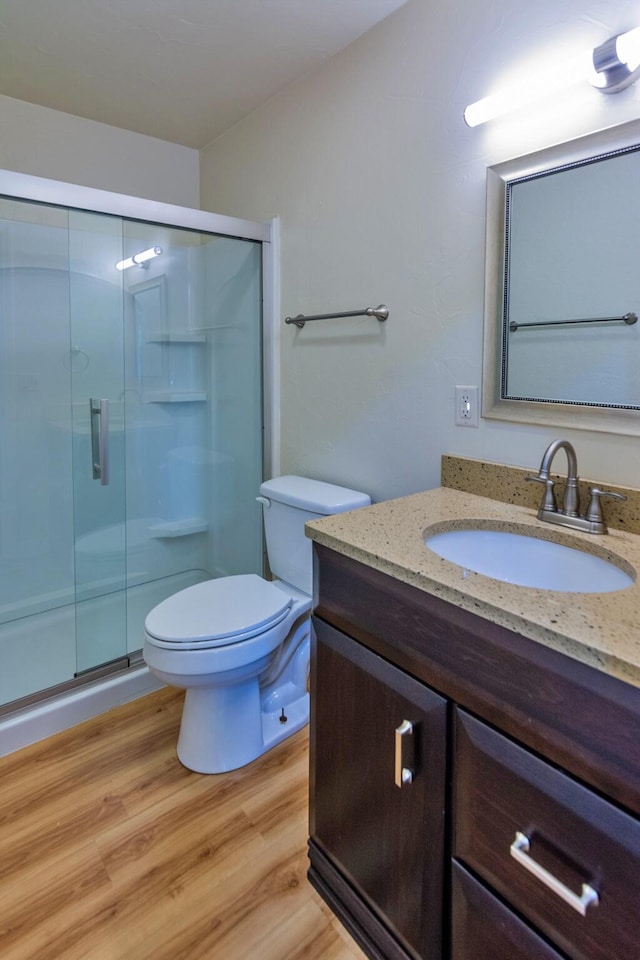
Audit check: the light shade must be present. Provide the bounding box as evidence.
[617,26,640,71]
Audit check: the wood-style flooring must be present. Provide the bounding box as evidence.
[0,687,367,960]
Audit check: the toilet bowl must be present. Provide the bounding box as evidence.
[143,476,370,773]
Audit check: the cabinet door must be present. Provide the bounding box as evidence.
[310,617,447,959]
[454,709,640,960]
[452,862,564,960]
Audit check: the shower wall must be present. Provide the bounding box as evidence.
[0,195,265,709]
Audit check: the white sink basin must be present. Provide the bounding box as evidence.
[424,527,634,593]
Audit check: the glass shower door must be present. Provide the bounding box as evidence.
[118,223,265,643]
[0,199,78,706]
[0,192,266,712]
[69,210,127,674]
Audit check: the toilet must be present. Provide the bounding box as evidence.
[143,475,371,773]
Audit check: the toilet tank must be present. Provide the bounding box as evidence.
[259,476,371,595]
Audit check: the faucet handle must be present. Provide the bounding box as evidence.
[525,475,557,512]
[585,487,627,524]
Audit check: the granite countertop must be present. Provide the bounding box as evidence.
[305,486,640,688]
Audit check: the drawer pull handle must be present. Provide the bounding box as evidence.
[394,719,413,787]
[510,832,599,916]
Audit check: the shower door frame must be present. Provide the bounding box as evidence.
[0,168,278,720]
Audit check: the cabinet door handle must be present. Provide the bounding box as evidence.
[394,719,414,787]
[510,832,599,916]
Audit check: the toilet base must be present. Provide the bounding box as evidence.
[176,680,309,774]
[262,690,309,754]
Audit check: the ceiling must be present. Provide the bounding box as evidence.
[0,0,408,149]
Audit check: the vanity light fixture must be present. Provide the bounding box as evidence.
[592,27,640,91]
[115,246,162,271]
[464,26,640,127]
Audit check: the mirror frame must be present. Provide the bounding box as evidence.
[482,117,640,436]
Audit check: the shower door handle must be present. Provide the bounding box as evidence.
[90,398,109,486]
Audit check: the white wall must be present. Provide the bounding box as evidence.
[0,94,199,207]
[200,0,640,503]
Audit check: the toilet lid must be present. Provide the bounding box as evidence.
[144,574,293,646]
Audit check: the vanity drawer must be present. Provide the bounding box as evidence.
[453,709,640,960]
[451,861,564,960]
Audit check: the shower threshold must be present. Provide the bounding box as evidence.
[0,654,162,758]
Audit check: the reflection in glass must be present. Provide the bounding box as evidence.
[503,146,640,407]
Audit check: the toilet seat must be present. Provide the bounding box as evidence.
[144,574,294,650]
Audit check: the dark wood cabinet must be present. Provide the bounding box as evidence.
[309,617,447,960]
[453,709,640,960]
[451,862,565,960]
[308,543,640,960]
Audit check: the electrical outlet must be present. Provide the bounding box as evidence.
[455,385,479,427]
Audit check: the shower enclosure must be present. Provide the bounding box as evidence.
[0,172,272,722]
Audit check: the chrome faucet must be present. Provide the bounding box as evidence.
[526,439,626,534]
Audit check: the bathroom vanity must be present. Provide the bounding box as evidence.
[305,486,640,960]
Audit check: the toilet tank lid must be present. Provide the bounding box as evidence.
[259,476,371,514]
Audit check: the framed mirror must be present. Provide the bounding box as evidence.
[482,118,640,435]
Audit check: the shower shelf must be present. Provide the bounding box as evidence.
[149,518,208,538]
[145,391,207,403]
